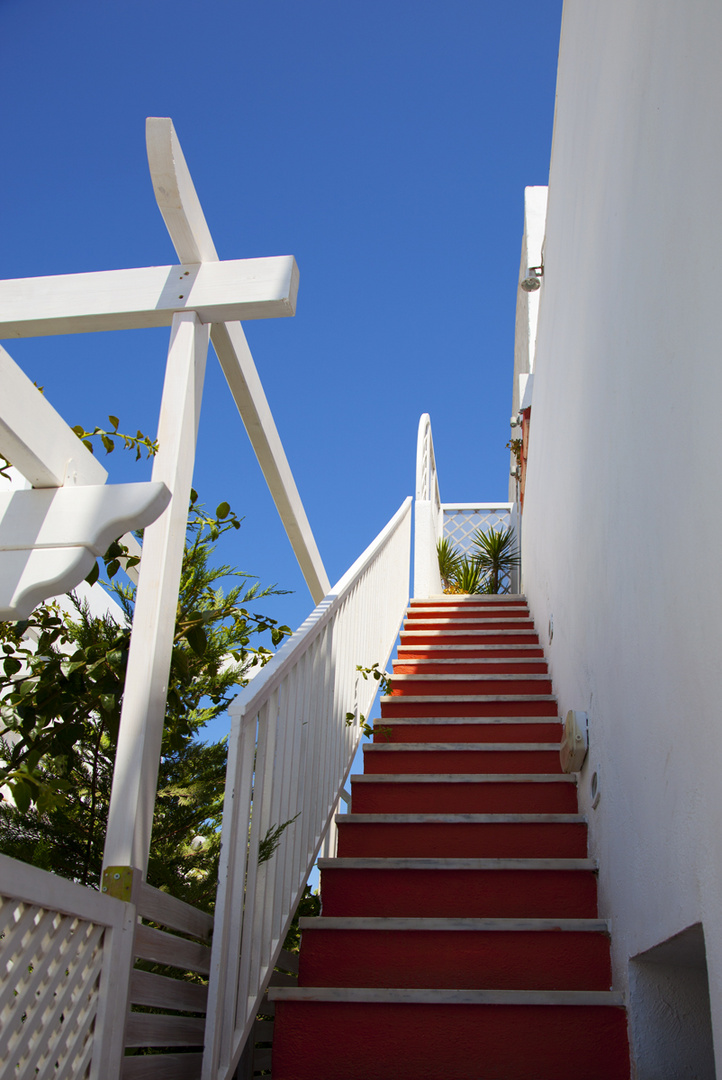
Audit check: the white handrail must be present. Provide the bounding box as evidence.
[202,497,412,1080]
[414,413,443,597]
[415,411,441,505]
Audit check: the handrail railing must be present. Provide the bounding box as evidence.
[202,497,412,1080]
[414,415,520,596]
[414,414,443,597]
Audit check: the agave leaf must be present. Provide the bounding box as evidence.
[471,526,520,594]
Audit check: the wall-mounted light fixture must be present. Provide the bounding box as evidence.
[510,413,523,428]
[520,265,544,292]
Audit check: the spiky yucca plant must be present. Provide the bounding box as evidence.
[472,526,519,594]
[436,538,462,592]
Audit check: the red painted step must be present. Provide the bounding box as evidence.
[372,718,562,742]
[269,596,630,1078]
[363,744,563,774]
[318,860,599,919]
[271,998,630,1080]
[399,630,540,645]
[297,922,612,990]
[390,674,554,695]
[350,776,579,814]
[335,816,588,858]
[394,659,549,673]
[380,696,558,717]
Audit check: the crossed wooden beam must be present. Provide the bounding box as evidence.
[0,118,331,875]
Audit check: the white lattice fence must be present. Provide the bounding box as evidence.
[443,502,514,591]
[0,854,135,1080]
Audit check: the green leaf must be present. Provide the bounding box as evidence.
[12,781,31,814]
[216,502,230,520]
[101,434,114,454]
[108,415,120,430]
[85,561,100,586]
[3,657,22,677]
[185,625,208,656]
[106,560,120,579]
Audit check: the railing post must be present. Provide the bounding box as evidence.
[413,414,443,598]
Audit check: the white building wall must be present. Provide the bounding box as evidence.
[521,0,722,1069]
[509,187,547,501]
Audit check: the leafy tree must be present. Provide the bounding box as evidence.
[0,489,291,905]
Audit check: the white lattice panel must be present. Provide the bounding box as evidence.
[443,506,511,555]
[0,893,105,1080]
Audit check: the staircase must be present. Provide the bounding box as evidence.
[269,595,630,1079]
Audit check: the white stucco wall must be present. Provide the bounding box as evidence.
[521,1,722,1071]
[509,187,547,501]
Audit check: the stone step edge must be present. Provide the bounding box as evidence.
[350,773,576,783]
[268,987,623,1006]
[317,857,597,870]
[397,644,543,652]
[391,674,552,682]
[399,626,539,630]
[298,916,607,932]
[393,659,548,667]
[363,743,561,752]
[381,694,558,703]
[335,813,585,824]
[410,594,527,603]
[372,716,561,725]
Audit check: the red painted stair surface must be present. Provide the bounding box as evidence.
[270,596,630,1079]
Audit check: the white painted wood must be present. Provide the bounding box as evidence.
[129,968,208,1012]
[0,344,108,488]
[103,312,209,875]
[0,482,168,552]
[0,546,96,621]
[134,924,211,975]
[0,854,136,1080]
[122,1054,203,1080]
[125,1013,206,1047]
[145,118,330,604]
[137,881,213,941]
[0,257,298,338]
[202,498,412,1080]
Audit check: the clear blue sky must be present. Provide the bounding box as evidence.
[1,1,563,638]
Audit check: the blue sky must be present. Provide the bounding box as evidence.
[1,1,562,639]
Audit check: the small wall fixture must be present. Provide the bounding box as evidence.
[520,265,544,292]
[560,709,588,773]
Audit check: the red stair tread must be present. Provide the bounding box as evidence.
[363,747,563,774]
[319,865,599,918]
[336,820,587,858]
[272,1000,630,1080]
[350,778,579,814]
[373,721,561,742]
[298,927,611,990]
[271,598,630,1078]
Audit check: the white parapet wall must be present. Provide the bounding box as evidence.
[521,1,722,1073]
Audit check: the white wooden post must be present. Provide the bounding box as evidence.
[103,311,209,875]
[413,414,443,598]
[146,118,331,604]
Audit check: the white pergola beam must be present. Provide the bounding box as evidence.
[0,482,169,620]
[0,256,298,339]
[0,344,108,488]
[146,117,331,604]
